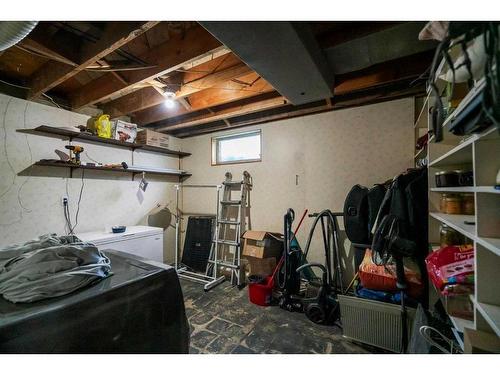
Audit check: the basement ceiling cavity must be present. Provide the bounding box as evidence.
[325,22,437,74]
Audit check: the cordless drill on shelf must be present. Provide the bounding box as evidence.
[65,145,84,165]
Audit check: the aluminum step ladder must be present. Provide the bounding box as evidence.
[206,171,252,287]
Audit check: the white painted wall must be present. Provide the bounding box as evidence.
[0,94,182,262]
[180,98,415,281]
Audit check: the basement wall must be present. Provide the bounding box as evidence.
[179,98,415,282]
[0,93,181,262]
[0,94,414,278]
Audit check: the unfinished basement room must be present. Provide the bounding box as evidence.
[1,2,500,369]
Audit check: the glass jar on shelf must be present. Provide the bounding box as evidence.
[461,193,475,215]
[439,224,465,247]
[439,194,463,214]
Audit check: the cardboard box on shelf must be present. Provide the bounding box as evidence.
[136,129,170,149]
[113,120,137,143]
[246,257,277,277]
[242,231,283,259]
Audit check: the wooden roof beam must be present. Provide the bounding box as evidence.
[69,25,224,110]
[155,96,288,132]
[334,50,434,95]
[132,72,275,125]
[102,57,252,118]
[138,51,431,128]
[17,38,78,67]
[173,82,425,138]
[28,22,159,99]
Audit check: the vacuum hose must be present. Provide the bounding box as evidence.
[302,210,343,293]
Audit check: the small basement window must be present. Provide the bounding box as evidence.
[211,130,262,165]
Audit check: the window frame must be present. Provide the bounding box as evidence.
[211,129,262,166]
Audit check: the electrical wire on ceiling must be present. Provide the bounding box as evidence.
[155,77,266,94]
[42,93,62,109]
[0,78,29,90]
[52,21,150,66]
[1,77,72,110]
[14,44,77,67]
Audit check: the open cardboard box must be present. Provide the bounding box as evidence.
[242,231,283,259]
[242,231,283,277]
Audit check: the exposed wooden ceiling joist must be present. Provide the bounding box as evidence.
[132,72,274,125]
[172,80,425,138]
[102,54,252,118]
[334,50,434,95]
[155,96,288,132]
[69,25,224,110]
[175,62,252,98]
[17,38,77,67]
[24,22,83,65]
[28,22,159,99]
[149,50,433,134]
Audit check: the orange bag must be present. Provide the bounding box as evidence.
[359,249,423,298]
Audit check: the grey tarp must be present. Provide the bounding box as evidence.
[0,234,111,303]
[0,250,189,353]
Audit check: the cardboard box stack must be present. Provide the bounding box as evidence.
[136,129,170,149]
[242,231,283,277]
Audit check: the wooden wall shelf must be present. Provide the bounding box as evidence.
[33,161,191,180]
[17,126,191,158]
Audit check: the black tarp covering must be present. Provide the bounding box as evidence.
[0,250,189,353]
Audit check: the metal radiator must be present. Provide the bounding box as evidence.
[338,295,416,353]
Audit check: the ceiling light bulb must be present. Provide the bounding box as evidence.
[163,90,176,108]
[164,98,175,108]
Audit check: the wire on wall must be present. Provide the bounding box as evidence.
[17,101,33,212]
[0,98,37,226]
[0,97,16,201]
[70,168,85,234]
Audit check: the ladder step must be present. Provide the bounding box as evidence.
[220,200,241,205]
[207,260,239,269]
[214,239,240,246]
[223,181,242,186]
[218,219,240,225]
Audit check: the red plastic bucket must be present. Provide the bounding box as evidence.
[248,276,273,306]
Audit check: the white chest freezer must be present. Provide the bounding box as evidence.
[77,226,164,263]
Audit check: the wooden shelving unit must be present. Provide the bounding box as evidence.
[17,125,191,157]
[424,68,500,350]
[17,125,192,181]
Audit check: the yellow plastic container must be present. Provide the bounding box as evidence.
[88,114,112,138]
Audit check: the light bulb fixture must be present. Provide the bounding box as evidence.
[163,90,176,109]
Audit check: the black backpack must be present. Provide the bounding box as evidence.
[344,184,387,245]
[343,185,369,245]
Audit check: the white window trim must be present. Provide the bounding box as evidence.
[211,129,262,166]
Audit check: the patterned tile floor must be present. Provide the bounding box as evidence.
[181,279,376,354]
